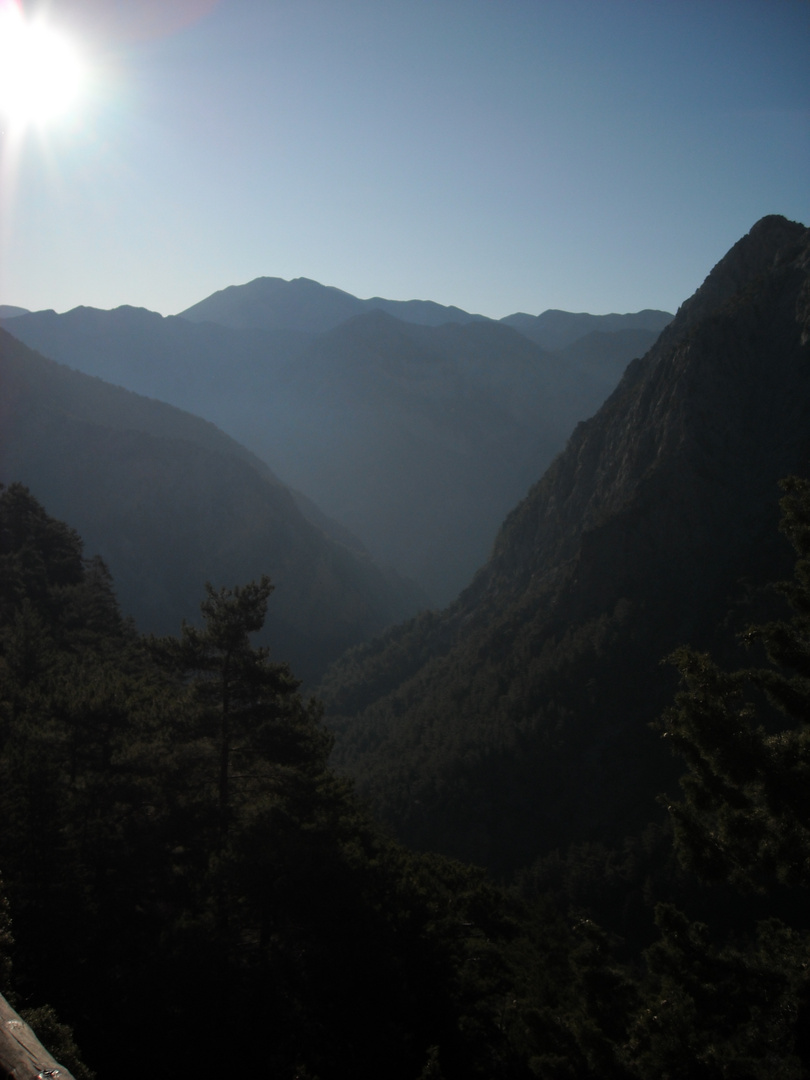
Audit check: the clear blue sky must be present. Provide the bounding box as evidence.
[1,0,808,318]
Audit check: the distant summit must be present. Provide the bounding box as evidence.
[5,290,669,605]
[501,308,673,350]
[178,275,673,343]
[178,276,490,334]
[0,305,28,319]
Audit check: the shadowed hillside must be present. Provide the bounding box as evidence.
[178,274,490,332]
[320,215,810,873]
[501,308,672,350]
[0,329,424,682]
[3,296,666,603]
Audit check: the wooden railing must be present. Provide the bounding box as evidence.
[0,994,76,1080]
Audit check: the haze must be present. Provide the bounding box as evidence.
[1,0,808,318]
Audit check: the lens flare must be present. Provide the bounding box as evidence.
[0,1,84,128]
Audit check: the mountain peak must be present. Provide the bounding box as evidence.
[668,215,809,337]
[178,276,489,333]
[322,216,810,870]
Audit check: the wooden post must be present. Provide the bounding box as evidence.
[0,993,76,1080]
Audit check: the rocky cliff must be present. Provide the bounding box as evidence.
[322,215,810,872]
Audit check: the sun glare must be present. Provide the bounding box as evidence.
[0,3,84,128]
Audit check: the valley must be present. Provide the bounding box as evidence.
[1,217,809,1078]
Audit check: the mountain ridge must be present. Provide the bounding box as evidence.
[178,275,492,334]
[0,328,426,682]
[177,272,673,343]
[3,300,666,603]
[320,214,810,872]
[500,307,673,350]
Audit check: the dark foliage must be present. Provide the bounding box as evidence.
[2,465,810,1076]
[0,327,424,685]
[320,216,810,877]
[0,483,541,1079]
[661,476,810,891]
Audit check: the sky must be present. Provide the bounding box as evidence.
[0,0,808,320]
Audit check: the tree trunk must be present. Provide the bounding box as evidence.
[0,993,76,1080]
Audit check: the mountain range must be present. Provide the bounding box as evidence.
[0,328,423,682]
[499,307,673,350]
[2,286,671,603]
[2,218,809,1079]
[319,214,810,874]
[178,275,491,333]
[177,274,671,344]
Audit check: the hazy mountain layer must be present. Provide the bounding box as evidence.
[320,215,810,873]
[500,308,673,350]
[262,313,667,602]
[0,329,425,682]
[4,301,663,603]
[0,304,312,426]
[178,274,672,347]
[178,275,491,332]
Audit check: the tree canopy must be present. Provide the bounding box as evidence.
[661,476,810,891]
[0,484,535,1079]
[2,479,810,1077]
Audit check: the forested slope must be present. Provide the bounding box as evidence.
[0,329,423,682]
[0,483,528,1079]
[3,474,810,1078]
[321,214,810,872]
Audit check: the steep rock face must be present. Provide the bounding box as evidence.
[479,215,810,607]
[0,330,425,682]
[322,215,810,873]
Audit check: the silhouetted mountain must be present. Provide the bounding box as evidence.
[538,326,664,418]
[1,303,312,420]
[178,275,490,333]
[320,215,810,874]
[4,301,660,604]
[0,305,28,319]
[271,312,663,602]
[178,275,673,350]
[0,328,426,682]
[500,308,673,350]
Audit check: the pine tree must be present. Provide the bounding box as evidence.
[660,476,810,890]
[632,477,810,1077]
[0,489,542,1078]
[151,576,331,840]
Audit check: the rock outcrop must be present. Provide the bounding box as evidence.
[322,216,810,872]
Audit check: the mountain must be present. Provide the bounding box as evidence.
[320,214,810,874]
[178,275,490,333]
[500,308,673,350]
[0,328,425,682]
[0,306,28,319]
[0,303,312,425]
[250,311,604,603]
[178,274,672,348]
[3,302,662,604]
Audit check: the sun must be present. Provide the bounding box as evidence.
[0,2,84,128]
